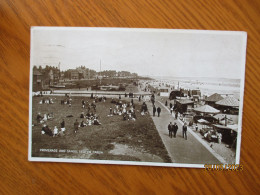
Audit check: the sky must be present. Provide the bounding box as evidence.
[31,27,247,79]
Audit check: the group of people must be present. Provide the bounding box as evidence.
[81,100,97,112]
[168,122,178,138]
[41,119,66,137]
[168,122,188,140]
[39,98,54,104]
[79,112,102,126]
[108,99,137,121]
[73,117,101,134]
[60,98,72,106]
[152,105,161,117]
[90,95,107,103]
[165,100,188,140]
[36,112,54,124]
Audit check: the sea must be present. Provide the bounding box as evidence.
[152,76,242,98]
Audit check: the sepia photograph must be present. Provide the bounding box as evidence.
[29,27,247,167]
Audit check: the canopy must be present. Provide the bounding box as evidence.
[215,96,239,107]
[213,124,238,132]
[213,114,239,124]
[197,119,210,124]
[227,124,238,132]
[194,105,220,114]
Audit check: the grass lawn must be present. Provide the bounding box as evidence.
[31,96,171,163]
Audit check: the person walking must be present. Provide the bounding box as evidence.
[170,106,174,115]
[168,122,173,138]
[175,111,178,120]
[183,122,187,140]
[165,100,168,107]
[173,122,178,138]
[195,124,198,131]
[153,105,156,117]
[157,106,161,117]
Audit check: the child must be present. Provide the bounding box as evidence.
[41,124,46,135]
[53,126,59,137]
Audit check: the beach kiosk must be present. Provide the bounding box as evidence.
[215,96,239,114]
[193,105,220,115]
[205,93,224,107]
[213,124,238,146]
[176,99,194,114]
[158,87,170,97]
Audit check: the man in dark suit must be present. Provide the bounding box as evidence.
[183,122,187,140]
[173,122,178,138]
[153,105,156,116]
[157,106,161,117]
[168,122,173,138]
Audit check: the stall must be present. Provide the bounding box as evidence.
[193,105,220,115]
[215,96,239,114]
[213,124,238,146]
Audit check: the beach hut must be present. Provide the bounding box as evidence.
[176,99,194,114]
[158,87,170,97]
[205,93,223,107]
[215,96,239,114]
[191,89,201,96]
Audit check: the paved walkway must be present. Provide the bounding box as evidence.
[148,100,226,164]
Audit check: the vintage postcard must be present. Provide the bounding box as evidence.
[29,27,247,168]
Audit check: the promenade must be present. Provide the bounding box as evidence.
[147,100,225,165]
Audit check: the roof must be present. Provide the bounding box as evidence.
[193,105,220,114]
[206,93,223,102]
[33,70,42,76]
[213,124,238,132]
[215,96,239,107]
[197,119,210,124]
[177,99,194,105]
